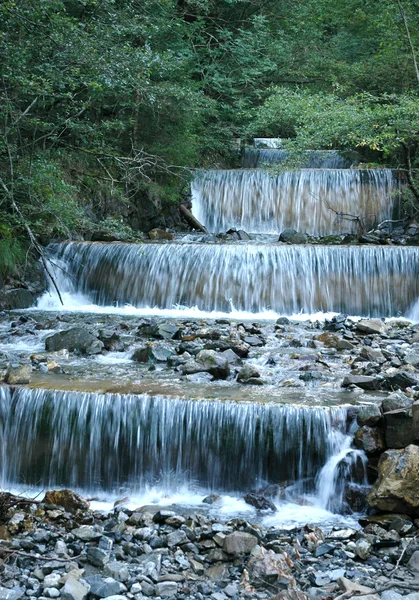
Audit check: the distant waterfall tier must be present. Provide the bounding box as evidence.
[46,242,419,317]
[0,386,349,494]
[242,149,352,169]
[191,169,399,235]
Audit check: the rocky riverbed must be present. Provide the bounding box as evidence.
[1,488,419,600]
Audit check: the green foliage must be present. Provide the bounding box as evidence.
[0,224,27,277]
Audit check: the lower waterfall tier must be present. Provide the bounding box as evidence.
[44,242,419,317]
[0,387,362,512]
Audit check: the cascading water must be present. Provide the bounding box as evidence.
[191,168,398,234]
[242,149,352,169]
[0,386,363,513]
[42,242,419,317]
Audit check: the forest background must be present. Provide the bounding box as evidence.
[1,0,419,278]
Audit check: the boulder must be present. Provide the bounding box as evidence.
[382,391,414,413]
[279,229,308,244]
[45,328,103,354]
[384,408,415,448]
[354,426,386,456]
[357,404,382,426]
[4,364,31,384]
[342,375,382,390]
[183,350,230,380]
[243,493,276,512]
[0,288,35,310]
[237,364,260,383]
[43,489,89,512]
[367,445,419,515]
[356,319,388,335]
[132,342,175,363]
[360,346,386,364]
[385,370,419,390]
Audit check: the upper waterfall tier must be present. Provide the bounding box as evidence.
[45,242,419,317]
[191,169,398,235]
[242,149,352,169]
[0,386,348,494]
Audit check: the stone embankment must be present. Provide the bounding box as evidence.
[1,489,419,600]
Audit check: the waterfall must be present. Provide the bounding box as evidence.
[0,386,353,501]
[43,242,419,317]
[191,168,398,234]
[242,149,351,169]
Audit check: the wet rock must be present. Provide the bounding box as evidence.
[185,349,230,379]
[243,493,276,512]
[316,332,339,348]
[0,288,35,310]
[356,319,388,335]
[98,331,124,352]
[167,529,187,547]
[45,328,103,355]
[384,407,415,448]
[148,228,174,240]
[237,364,260,383]
[4,364,31,384]
[357,404,382,426]
[368,444,419,515]
[72,525,102,541]
[408,550,419,572]
[355,538,372,560]
[225,228,251,241]
[43,490,89,512]
[245,546,295,586]
[279,229,308,244]
[354,426,386,455]
[382,391,414,413]
[385,370,419,390]
[360,346,386,363]
[202,494,221,505]
[155,322,181,339]
[342,375,382,390]
[220,348,242,366]
[87,546,110,567]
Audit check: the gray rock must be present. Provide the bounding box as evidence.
[104,563,130,583]
[0,588,24,600]
[4,364,32,384]
[237,364,260,383]
[408,550,419,573]
[85,577,123,599]
[155,582,178,598]
[44,589,60,598]
[61,578,89,600]
[71,526,102,541]
[166,529,187,547]
[342,375,382,390]
[356,319,388,335]
[355,538,371,560]
[385,408,415,448]
[42,575,61,589]
[279,229,308,244]
[0,288,35,310]
[45,328,102,354]
[357,404,382,426]
[382,391,413,413]
[385,370,418,390]
[223,532,258,555]
[87,547,110,567]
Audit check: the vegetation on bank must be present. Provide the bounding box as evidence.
[1,0,419,278]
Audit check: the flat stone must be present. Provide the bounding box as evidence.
[342,375,382,390]
[87,547,110,567]
[155,582,178,598]
[104,563,130,583]
[223,531,258,555]
[61,578,89,600]
[71,526,102,541]
[0,588,24,600]
[85,577,122,599]
[167,529,187,547]
[4,364,32,385]
[408,550,419,572]
[357,404,382,426]
[356,319,388,335]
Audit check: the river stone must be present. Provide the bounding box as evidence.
[246,547,295,585]
[194,349,230,379]
[61,578,89,600]
[85,577,122,599]
[133,341,175,362]
[167,529,187,547]
[279,229,308,244]
[44,489,89,512]
[384,408,415,448]
[155,582,178,598]
[155,323,180,339]
[223,532,258,555]
[382,391,413,413]
[354,426,385,455]
[368,444,419,515]
[413,401,419,440]
[237,364,260,383]
[104,563,130,583]
[45,328,103,354]
[357,404,382,426]
[342,375,382,390]
[72,525,102,541]
[356,319,388,335]
[408,550,419,572]
[0,288,35,310]
[360,346,386,363]
[4,364,31,384]
[385,370,419,390]
[0,588,24,600]
[148,228,173,240]
[87,546,110,567]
